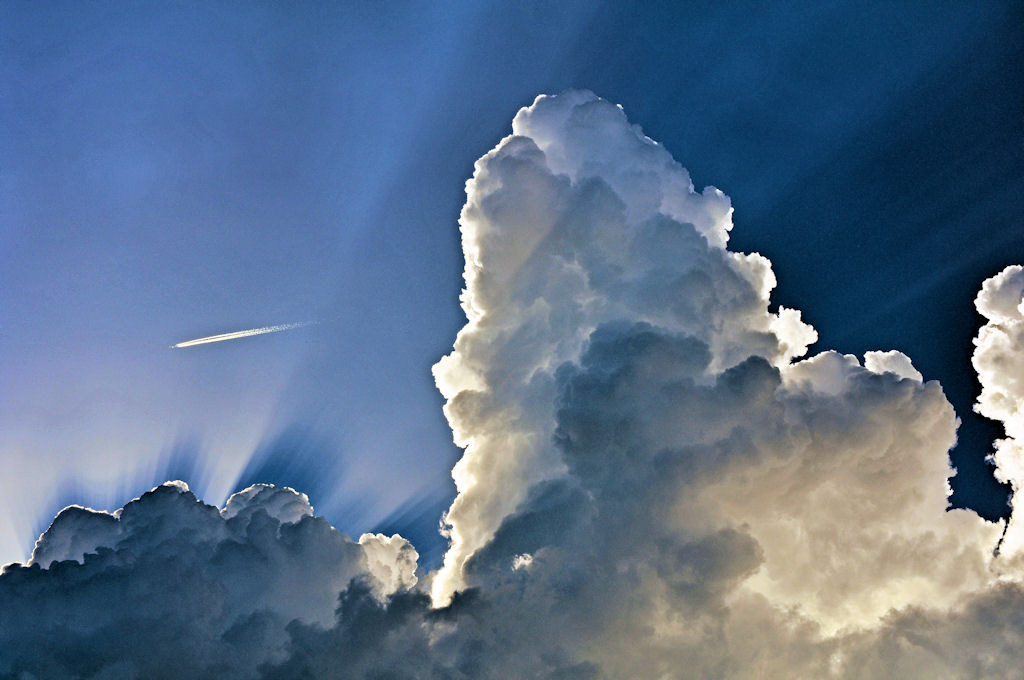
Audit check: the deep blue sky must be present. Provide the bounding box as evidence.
[1,1,1021,566]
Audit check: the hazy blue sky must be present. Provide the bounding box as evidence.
[2,0,1021,567]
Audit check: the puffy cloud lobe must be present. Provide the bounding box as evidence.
[863,349,923,382]
[425,91,1022,672]
[2,91,1023,679]
[1,482,415,679]
[29,504,119,567]
[221,483,315,526]
[973,265,1024,558]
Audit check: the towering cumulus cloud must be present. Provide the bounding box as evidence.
[2,91,1022,678]
[0,483,417,678]
[431,90,818,604]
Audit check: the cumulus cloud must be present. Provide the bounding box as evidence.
[2,91,1022,679]
[2,482,415,679]
[973,265,1024,559]
[431,90,816,604]
[358,531,419,597]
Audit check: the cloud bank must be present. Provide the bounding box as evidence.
[3,91,1022,679]
[974,265,1024,559]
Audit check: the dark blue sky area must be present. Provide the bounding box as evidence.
[1,1,1020,564]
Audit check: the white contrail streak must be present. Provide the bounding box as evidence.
[172,322,315,349]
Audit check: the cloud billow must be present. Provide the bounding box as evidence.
[3,91,1022,679]
[1,483,415,679]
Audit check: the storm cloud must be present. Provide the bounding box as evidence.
[3,92,1022,679]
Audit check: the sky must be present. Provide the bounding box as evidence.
[1,3,1023,676]
[3,0,1020,567]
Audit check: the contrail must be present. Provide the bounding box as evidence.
[172,322,315,349]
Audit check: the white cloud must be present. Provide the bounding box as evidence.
[2,91,1022,679]
[221,482,315,525]
[358,532,419,598]
[863,349,923,382]
[1,482,414,679]
[432,90,815,605]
